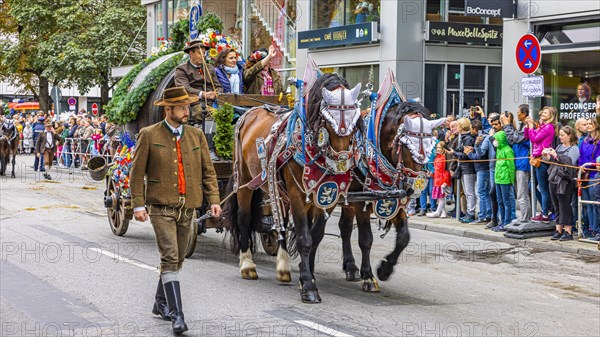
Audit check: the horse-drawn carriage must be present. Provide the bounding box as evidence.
[93,54,289,257]
[95,53,443,303]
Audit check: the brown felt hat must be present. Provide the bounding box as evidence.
[183,39,208,53]
[154,87,199,106]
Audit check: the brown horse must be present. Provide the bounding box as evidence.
[226,73,363,303]
[338,101,447,290]
[0,120,19,178]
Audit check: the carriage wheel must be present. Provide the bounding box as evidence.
[185,212,199,258]
[260,230,279,256]
[106,178,130,236]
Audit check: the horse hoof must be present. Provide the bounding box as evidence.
[344,269,360,282]
[377,260,394,281]
[276,271,291,283]
[241,269,258,280]
[10,174,15,178]
[361,278,381,292]
[300,289,321,304]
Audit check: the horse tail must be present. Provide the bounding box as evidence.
[225,177,261,254]
[224,177,240,254]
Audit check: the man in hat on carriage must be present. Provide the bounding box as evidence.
[174,39,223,161]
[34,120,61,180]
[129,86,222,335]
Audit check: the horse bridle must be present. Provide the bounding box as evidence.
[1,123,17,143]
[391,113,429,179]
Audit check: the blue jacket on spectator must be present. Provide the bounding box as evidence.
[578,136,600,179]
[475,134,496,172]
[215,64,244,94]
[467,140,489,172]
[503,122,530,172]
[32,120,45,143]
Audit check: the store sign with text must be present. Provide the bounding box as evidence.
[464,0,514,18]
[298,22,379,49]
[426,22,503,45]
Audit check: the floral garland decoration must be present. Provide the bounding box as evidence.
[197,29,241,65]
[108,132,137,197]
[105,52,184,125]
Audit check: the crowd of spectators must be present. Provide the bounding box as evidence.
[416,104,600,242]
[5,110,121,172]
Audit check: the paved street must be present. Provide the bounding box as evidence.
[1,155,599,337]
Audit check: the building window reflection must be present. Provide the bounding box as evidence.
[311,0,380,29]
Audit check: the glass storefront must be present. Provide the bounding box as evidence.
[311,0,381,29]
[154,0,190,46]
[535,20,600,124]
[424,64,501,117]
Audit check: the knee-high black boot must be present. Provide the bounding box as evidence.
[163,281,188,334]
[152,277,170,320]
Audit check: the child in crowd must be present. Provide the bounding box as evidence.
[427,141,451,218]
[90,128,103,156]
[492,130,516,231]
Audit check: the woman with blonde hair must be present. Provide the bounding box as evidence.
[446,117,477,223]
[525,106,557,223]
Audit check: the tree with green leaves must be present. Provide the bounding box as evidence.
[0,0,146,113]
[0,0,64,112]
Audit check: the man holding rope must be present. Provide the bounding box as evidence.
[130,86,221,334]
[175,39,223,160]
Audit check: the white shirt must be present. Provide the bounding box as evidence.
[164,120,183,140]
[46,131,54,148]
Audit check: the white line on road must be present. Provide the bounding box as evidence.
[294,320,354,337]
[88,248,159,273]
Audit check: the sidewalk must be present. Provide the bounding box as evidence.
[407,215,600,257]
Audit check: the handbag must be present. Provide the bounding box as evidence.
[530,156,541,168]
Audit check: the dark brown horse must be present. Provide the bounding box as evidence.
[0,120,19,178]
[226,73,363,303]
[339,101,447,290]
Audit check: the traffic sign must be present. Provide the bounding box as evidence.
[67,97,76,106]
[189,5,201,39]
[516,34,541,74]
[92,103,99,115]
[521,76,544,97]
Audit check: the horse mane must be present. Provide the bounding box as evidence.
[306,73,350,131]
[390,101,432,126]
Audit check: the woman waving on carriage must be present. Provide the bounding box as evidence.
[243,45,285,96]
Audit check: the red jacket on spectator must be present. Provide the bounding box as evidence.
[433,154,451,187]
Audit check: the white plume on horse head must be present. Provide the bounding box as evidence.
[320,83,362,137]
[400,115,448,165]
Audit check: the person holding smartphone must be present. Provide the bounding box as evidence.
[502,105,531,224]
[465,119,492,223]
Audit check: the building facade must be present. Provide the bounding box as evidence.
[296,0,506,115]
[501,1,600,123]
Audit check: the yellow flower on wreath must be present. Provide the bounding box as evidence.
[209,48,218,58]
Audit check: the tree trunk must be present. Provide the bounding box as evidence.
[38,76,50,113]
[100,71,110,114]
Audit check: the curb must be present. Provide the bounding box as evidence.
[408,219,600,257]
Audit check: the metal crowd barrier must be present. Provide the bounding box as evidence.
[576,162,600,245]
[56,137,120,172]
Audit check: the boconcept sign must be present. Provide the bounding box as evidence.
[465,0,514,18]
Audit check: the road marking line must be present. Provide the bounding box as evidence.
[88,248,159,273]
[548,293,559,299]
[294,320,354,337]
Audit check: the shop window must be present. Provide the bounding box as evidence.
[540,50,600,123]
[425,64,445,117]
[426,0,443,22]
[311,0,381,30]
[487,66,501,114]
